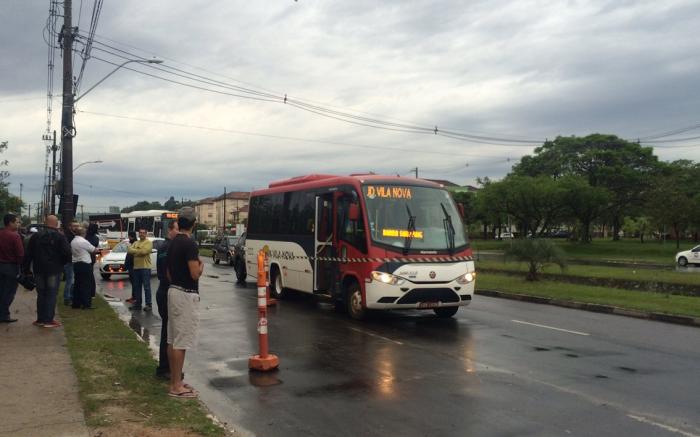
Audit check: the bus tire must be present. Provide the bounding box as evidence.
[433,306,458,318]
[213,252,220,265]
[270,266,287,299]
[346,281,366,320]
[100,273,111,280]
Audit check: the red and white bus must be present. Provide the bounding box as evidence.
[245,174,475,319]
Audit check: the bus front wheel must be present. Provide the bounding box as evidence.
[270,267,287,299]
[433,306,458,318]
[346,282,366,320]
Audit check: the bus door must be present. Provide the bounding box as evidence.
[314,193,336,293]
[127,218,136,234]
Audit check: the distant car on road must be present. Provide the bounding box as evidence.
[97,237,162,280]
[549,230,571,239]
[498,232,514,240]
[675,245,700,267]
[212,235,240,266]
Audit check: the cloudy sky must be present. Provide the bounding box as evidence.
[2,0,700,213]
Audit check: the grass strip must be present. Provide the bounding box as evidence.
[476,272,700,318]
[476,259,700,287]
[58,292,223,436]
[471,239,693,264]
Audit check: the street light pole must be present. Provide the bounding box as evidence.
[73,160,103,172]
[74,58,163,103]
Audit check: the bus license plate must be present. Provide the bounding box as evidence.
[418,302,439,309]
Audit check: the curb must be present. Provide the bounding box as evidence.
[475,289,700,328]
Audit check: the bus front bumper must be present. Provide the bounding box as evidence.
[364,279,474,310]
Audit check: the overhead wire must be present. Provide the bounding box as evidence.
[76,109,504,158]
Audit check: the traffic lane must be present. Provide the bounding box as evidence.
[454,295,700,431]
[357,295,700,435]
[189,266,696,435]
[100,263,700,437]
[186,278,661,437]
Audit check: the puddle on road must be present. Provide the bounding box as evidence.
[617,366,638,373]
[565,353,579,358]
[533,347,550,352]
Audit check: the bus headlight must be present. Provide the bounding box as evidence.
[371,271,405,286]
[456,272,476,284]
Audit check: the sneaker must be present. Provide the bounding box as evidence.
[43,321,62,328]
[125,297,136,304]
[143,305,152,312]
[32,320,43,326]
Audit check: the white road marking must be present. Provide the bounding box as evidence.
[348,327,404,345]
[511,319,590,336]
[627,414,700,437]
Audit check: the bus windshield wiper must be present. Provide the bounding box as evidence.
[404,204,416,255]
[440,203,456,255]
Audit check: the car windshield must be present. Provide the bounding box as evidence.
[362,184,468,251]
[111,241,129,253]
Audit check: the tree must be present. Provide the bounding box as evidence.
[513,134,660,240]
[645,161,699,248]
[476,175,566,238]
[0,141,23,218]
[121,200,164,213]
[622,216,651,243]
[505,239,567,281]
[559,176,610,243]
[163,196,178,211]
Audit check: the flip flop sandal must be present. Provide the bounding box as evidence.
[168,389,197,399]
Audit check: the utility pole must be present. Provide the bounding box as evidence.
[410,167,418,178]
[50,130,57,214]
[223,187,227,232]
[28,204,31,222]
[19,183,23,218]
[60,0,74,229]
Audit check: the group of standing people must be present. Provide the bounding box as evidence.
[1,207,204,399]
[0,213,101,328]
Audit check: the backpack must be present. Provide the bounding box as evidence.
[33,230,70,271]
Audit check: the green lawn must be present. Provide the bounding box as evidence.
[58,293,223,435]
[477,272,700,318]
[476,259,700,287]
[471,238,696,264]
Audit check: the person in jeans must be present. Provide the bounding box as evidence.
[23,215,71,328]
[71,226,98,309]
[128,229,153,311]
[124,231,137,304]
[0,213,24,323]
[62,222,79,305]
[166,207,203,398]
[155,220,178,378]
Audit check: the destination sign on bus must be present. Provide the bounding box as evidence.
[365,186,413,200]
[382,229,424,239]
[164,213,178,219]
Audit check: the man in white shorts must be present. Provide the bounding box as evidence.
[166,207,203,398]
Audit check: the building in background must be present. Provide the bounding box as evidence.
[194,192,249,231]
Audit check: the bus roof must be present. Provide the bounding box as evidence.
[254,174,443,196]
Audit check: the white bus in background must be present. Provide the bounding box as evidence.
[121,210,179,238]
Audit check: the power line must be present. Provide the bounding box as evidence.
[77,109,504,158]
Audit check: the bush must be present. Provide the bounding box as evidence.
[505,239,567,281]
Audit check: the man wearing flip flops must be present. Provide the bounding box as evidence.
[166,207,203,398]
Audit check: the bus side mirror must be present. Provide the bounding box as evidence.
[457,204,465,219]
[348,203,360,221]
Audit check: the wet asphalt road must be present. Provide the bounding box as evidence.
[97,260,700,437]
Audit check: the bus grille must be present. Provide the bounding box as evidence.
[396,288,459,305]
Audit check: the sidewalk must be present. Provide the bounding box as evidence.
[0,288,90,437]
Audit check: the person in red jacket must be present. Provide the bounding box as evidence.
[0,213,24,323]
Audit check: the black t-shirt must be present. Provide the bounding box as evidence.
[167,233,200,291]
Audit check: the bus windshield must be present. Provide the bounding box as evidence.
[362,184,468,251]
